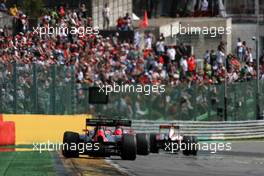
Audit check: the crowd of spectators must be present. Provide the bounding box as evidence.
[0,3,264,89]
[116,13,133,31]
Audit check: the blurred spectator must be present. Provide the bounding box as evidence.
[0,0,7,12]
[200,0,209,12]
[117,16,124,30]
[204,50,210,63]
[9,4,18,16]
[245,48,253,63]
[199,0,209,16]
[156,37,165,55]
[217,48,225,65]
[4,25,9,36]
[134,31,141,48]
[87,17,93,27]
[116,13,132,31]
[102,3,110,29]
[217,0,226,17]
[180,56,188,78]
[236,38,243,60]
[144,33,153,50]
[167,45,176,62]
[15,13,28,34]
[188,55,196,73]
[58,6,65,17]
[210,49,217,66]
[123,13,133,31]
[149,0,159,18]
[236,39,248,62]
[79,3,87,19]
[186,0,197,16]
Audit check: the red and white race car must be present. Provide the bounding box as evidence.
[149,124,198,155]
[62,118,150,160]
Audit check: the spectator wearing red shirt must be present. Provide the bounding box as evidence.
[187,55,196,73]
[59,6,65,17]
[116,17,124,30]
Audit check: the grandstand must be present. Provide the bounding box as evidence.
[0,0,264,120]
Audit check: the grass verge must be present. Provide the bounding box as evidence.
[0,151,56,176]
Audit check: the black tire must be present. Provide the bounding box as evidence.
[62,131,80,158]
[149,133,159,153]
[136,133,150,155]
[182,136,198,156]
[121,134,137,160]
[182,136,191,156]
[190,136,198,156]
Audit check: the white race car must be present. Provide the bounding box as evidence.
[149,124,198,155]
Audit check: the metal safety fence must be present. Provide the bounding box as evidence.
[0,63,263,121]
[131,120,264,140]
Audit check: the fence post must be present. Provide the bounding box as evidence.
[85,84,89,114]
[207,87,211,121]
[163,91,167,120]
[254,80,258,120]
[71,65,75,115]
[193,85,197,121]
[33,63,38,114]
[0,83,2,113]
[132,93,136,120]
[262,80,264,118]
[50,65,56,114]
[12,62,17,114]
[234,84,238,121]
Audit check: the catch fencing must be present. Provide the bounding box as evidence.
[0,63,263,121]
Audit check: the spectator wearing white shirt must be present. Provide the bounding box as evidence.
[156,38,165,55]
[261,74,264,80]
[78,70,84,81]
[134,31,141,48]
[218,0,227,17]
[145,34,153,50]
[217,50,225,65]
[247,48,254,63]
[167,46,176,61]
[200,0,209,12]
[204,50,210,63]
[236,38,243,60]
[102,3,110,29]
[227,67,238,83]
[180,56,188,77]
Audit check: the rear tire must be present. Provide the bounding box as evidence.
[190,136,198,156]
[136,133,150,155]
[62,131,80,158]
[149,133,159,153]
[182,136,198,156]
[121,134,137,160]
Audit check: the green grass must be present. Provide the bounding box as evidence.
[0,151,56,176]
[0,145,33,149]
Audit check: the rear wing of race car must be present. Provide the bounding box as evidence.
[159,124,180,129]
[86,119,132,127]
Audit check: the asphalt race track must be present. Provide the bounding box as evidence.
[58,141,264,176]
[109,152,264,176]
